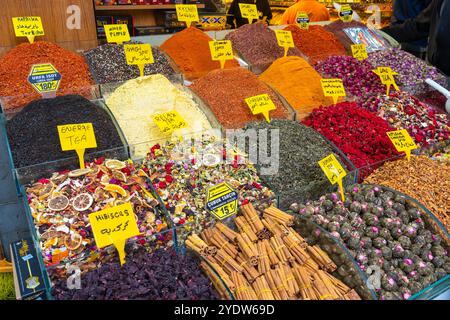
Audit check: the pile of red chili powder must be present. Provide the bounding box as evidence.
[0,41,94,110]
[284,25,346,65]
[303,102,399,179]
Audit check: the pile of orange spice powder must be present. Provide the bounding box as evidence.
[161,27,239,81]
[0,41,94,110]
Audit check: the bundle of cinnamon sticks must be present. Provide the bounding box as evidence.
[188,203,361,300]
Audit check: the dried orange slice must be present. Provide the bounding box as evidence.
[105,159,126,170]
[112,170,127,182]
[64,232,83,251]
[104,184,127,197]
[38,182,55,200]
[100,174,111,185]
[72,193,94,211]
[48,195,70,212]
[68,168,92,178]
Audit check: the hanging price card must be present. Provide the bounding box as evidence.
[373,66,399,95]
[351,44,368,61]
[152,110,188,135]
[176,4,199,27]
[57,123,97,169]
[318,154,347,201]
[245,94,276,123]
[296,12,310,30]
[275,30,294,57]
[321,79,346,105]
[239,3,259,25]
[28,63,61,97]
[124,44,154,77]
[104,24,130,45]
[206,182,238,220]
[386,129,418,161]
[12,16,44,44]
[209,40,234,69]
[339,4,353,22]
[89,203,140,266]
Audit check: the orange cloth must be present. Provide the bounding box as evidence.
[280,0,330,25]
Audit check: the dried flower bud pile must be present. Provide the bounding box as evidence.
[292,184,450,300]
[26,158,169,266]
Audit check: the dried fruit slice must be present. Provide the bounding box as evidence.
[64,232,83,251]
[39,182,55,200]
[105,159,126,170]
[100,174,111,185]
[68,168,92,178]
[48,195,70,212]
[72,193,94,211]
[203,153,221,167]
[112,170,127,182]
[104,184,127,197]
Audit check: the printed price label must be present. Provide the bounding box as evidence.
[275,30,294,57]
[124,44,154,77]
[152,110,188,134]
[339,4,353,22]
[57,123,97,169]
[28,63,61,96]
[387,129,417,161]
[245,94,276,123]
[104,24,130,45]
[209,40,233,69]
[351,44,368,61]
[176,4,199,26]
[206,182,238,220]
[321,79,346,105]
[239,3,259,24]
[89,203,140,266]
[373,66,399,95]
[12,16,44,44]
[296,12,310,30]
[318,154,347,201]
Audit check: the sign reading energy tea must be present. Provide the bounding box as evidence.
[124,44,154,77]
[152,110,188,134]
[89,203,140,266]
[245,93,277,123]
[209,40,233,69]
[104,24,130,45]
[12,16,44,44]
[373,66,399,95]
[176,4,199,27]
[206,182,238,220]
[239,3,259,24]
[275,30,294,57]
[28,63,61,96]
[57,123,97,169]
[318,154,347,201]
[387,129,417,161]
[321,79,346,105]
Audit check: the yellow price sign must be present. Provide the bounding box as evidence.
[318,154,347,201]
[296,12,310,30]
[176,4,199,27]
[12,16,44,44]
[351,44,368,61]
[104,24,130,45]
[386,129,418,161]
[209,40,234,69]
[373,66,399,95]
[152,110,188,135]
[321,79,346,105]
[245,94,276,123]
[57,123,97,169]
[206,182,238,220]
[239,3,259,25]
[89,203,140,266]
[339,4,353,22]
[275,30,294,57]
[124,44,154,77]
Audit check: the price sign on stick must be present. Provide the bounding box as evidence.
[319,154,347,201]
[387,129,418,161]
[296,12,310,30]
[104,24,130,45]
[57,123,97,169]
[12,16,44,44]
[152,110,188,135]
[206,182,238,220]
[339,4,353,22]
[245,94,276,123]
[239,3,259,25]
[321,79,346,105]
[209,40,234,69]
[275,30,294,57]
[176,4,199,27]
[373,66,399,95]
[351,44,368,61]
[124,44,154,77]
[28,63,61,98]
[89,203,140,266]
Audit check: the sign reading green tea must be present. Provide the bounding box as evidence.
[245,93,277,123]
[28,63,61,96]
[319,154,347,201]
[12,16,44,44]
[124,44,154,77]
[176,4,199,27]
[206,182,238,220]
[351,44,368,61]
[386,129,417,161]
[239,3,259,24]
[89,203,140,266]
[275,30,295,57]
[209,40,234,69]
[373,66,399,95]
[339,4,353,22]
[104,24,130,45]
[296,12,310,30]
[321,79,346,105]
[152,110,188,134]
[57,123,97,169]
